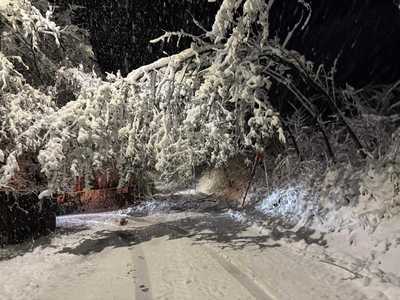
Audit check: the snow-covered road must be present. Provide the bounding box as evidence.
[0,210,379,300]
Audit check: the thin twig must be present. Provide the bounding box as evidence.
[241,154,261,208]
[319,260,363,279]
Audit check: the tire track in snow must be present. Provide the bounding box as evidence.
[205,247,276,300]
[133,246,153,300]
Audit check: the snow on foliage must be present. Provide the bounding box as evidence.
[1,0,95,88]
[7,2,61,50]
[0,1,61,84]
[0,0,320,193]
[0,52,56,186]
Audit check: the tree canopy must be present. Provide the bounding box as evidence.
[0,0,398,195]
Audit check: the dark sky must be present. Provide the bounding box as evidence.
[270,0,400,87]
[63,0,221,74]
[63,0,400,87]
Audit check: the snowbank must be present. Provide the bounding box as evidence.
[240,160,400,299]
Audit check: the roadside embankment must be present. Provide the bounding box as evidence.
[0,191,56,245]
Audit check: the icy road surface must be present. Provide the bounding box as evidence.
[0,210,372,300]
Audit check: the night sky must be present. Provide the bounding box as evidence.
[60,0,400,88]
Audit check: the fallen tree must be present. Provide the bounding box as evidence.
[1,0,396,205]
[1,0,289,194]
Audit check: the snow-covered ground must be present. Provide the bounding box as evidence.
[247,182,400,300]
[1,199,398,300]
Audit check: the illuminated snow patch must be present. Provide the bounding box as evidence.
[225,209,248,223]
[173,189,197,195]
[256,185,316,221]
[126,200,173,216]
[56,210,129,228]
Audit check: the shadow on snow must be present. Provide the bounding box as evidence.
[0,225,90,261]
[58,214,327,256]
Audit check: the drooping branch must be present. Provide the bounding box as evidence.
[264,68,336,161]
[126,45,217,83]
[281,120,302,160]
[263,51,366,157]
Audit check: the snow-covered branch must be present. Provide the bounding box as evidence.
[1,0,326,192]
